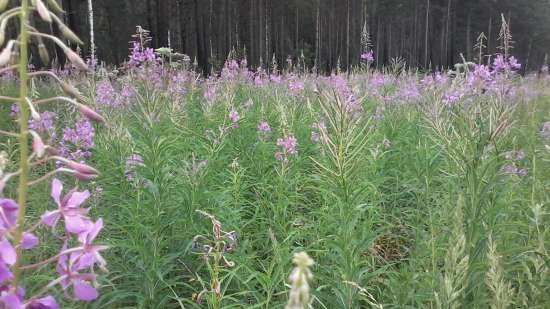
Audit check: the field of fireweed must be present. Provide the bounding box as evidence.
[2,44,550,308]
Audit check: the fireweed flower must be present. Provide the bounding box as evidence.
[360,50,374,63]
[229,110,240,123]
[500,163,528,176]
[125,154,144,181]
[0,199,18,283]
[95,80,119,107]
[73,219,108,271]
[276,135,298,161]
[41,179,91,234]
[288,76,305,92]
[59,118,95,162]
[503,149,526,161]
[56,249,99,301]
[25,295,59,309]
[257,121,271,134]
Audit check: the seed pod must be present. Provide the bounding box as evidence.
[76,103,106,123]
[0,0,8,12]
[0,40,14,66]
[35,0,52,23]
[60,82,87,102]
[74,171,98,181]
[29,130,46,158]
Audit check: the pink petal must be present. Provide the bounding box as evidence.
[41,210,60,227]
[73,280,98,301]
[22,232,39,250]
[0,293,22,309]
[0,239,16,265]
[64,215,91,234]
[28,295,59,309]
[65,191,90,209]
[0,262,13,283]
[51,179,63,206]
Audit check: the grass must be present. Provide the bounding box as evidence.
[1,68,549,309]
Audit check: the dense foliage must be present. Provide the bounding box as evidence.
[2,35,550,308]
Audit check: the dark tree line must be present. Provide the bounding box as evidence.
[37,0,550,72]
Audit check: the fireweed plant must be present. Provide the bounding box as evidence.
[1,18,549,309]
[0,0,107,308]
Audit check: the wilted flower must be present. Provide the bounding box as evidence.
[503,149,525,161]
[285,252,314,309]
[125,154,144,181]
[500,163,528,176]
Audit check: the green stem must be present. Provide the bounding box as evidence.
[13,0,30,287]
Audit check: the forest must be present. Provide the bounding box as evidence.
[41,0,550,72]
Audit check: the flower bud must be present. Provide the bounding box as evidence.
[59,23,84,45]
[77,103,106,123]
[0,40,14,67]
[35,0,52,23]
[29,130,46,158]
[67,161,99,176]
[46,146,60,156]
[74,171,99,181]
[63,47,88,71]
[26,98,41,121]
[60,82,86,102]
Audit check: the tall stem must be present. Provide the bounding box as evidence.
[13,0,30,286]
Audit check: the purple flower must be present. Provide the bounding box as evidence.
[504,149,525,161]
[73,219,108,270]
[22,232,39,250]
[29,111,56,133]
[500,163,528,176]
[257,121,271,134]
[41,179,91,234]
[56,250,98,301]
[59,119,95,162]
[288,78,305,92]
[0,199,19,231]
[128,41,158,67]
[0,287,23,309]
[95,80,118,106]
[360,51,374,63]
[125,154,144,181]
[229,110,240,123]
[25,296,59,309]
[276,135,298,161]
